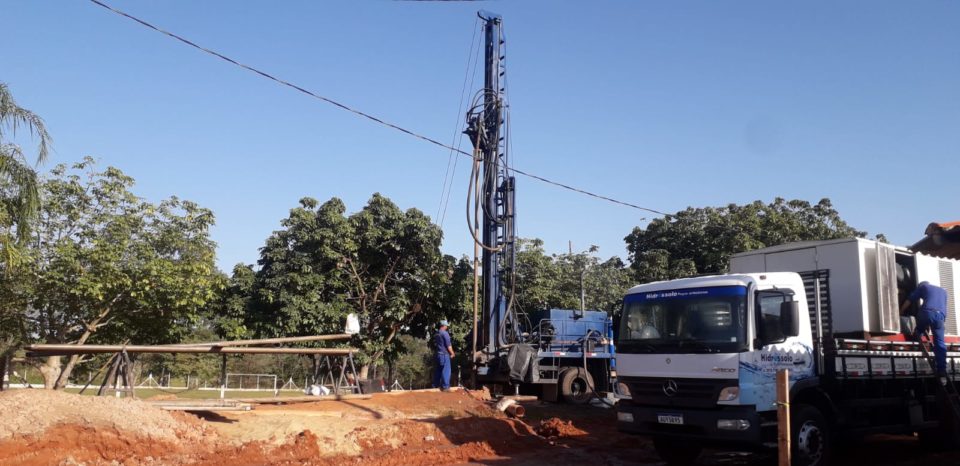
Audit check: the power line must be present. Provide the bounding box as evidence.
[436,17,481,229]
[87,0,670,218]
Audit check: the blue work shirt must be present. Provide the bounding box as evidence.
[434,329,452,355]
[909,281,948,313]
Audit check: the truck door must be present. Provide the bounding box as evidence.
[739,288,815,411]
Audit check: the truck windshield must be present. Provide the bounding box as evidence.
[618,286,748,353]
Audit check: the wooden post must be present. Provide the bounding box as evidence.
[777,369,791,466]
[220,354,227,399]
[97,354,121,397]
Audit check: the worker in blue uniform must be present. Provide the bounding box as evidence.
[901,281,950,378]
[433,320,455,391]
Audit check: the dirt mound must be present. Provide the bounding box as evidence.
[536,418,588,438]
[0,389,555,465]
[0,390,209,442]
[0,424,181,466]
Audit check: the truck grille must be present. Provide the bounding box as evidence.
[621,376,734,409]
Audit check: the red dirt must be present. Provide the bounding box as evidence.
[5,388,957,465]
[0,389,545,465]
[536,417,588,438]
[0,424,182,466]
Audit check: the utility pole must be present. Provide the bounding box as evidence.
[580,268,586,312]
[570,241,587,313]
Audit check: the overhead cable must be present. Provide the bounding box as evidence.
[87,0,670,218]
[436,16,481,229]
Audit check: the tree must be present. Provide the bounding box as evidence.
[0,82,50,269]
[0,83,51,387]
[208,264,256,340]
[513,238,632,316]
[513,238,567,311]
[625,198,869,284]
[247,194,468,378]
[18,158,220,388]
[389,334,434,389]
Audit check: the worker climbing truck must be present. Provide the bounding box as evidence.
[465,12,616,403]
[615,238,960,466]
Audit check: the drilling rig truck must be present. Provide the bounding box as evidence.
[466,12,616,403]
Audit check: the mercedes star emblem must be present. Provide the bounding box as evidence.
[662,379,679,397]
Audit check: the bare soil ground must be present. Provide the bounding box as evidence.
[1,389,959,465]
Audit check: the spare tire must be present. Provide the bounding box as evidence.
[559,367,595,404]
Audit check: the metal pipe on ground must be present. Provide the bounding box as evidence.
[24,344,356,356]
[233,394,372,404]
[162,333,352,347]
[505,404,525,418]
[495,397,525,418]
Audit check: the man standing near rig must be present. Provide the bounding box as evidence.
[433,320,455,392]
[901,281,950,379]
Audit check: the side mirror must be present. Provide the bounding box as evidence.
[780,301,801,337]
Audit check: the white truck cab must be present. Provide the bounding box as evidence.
[616,273,817,464]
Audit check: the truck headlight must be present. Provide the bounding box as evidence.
[718,386,739,402]
[617,412,634,422]
[717,419,751,431]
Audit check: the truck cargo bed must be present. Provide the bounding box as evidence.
[828,338,960,379]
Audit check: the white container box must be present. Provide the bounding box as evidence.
[730,238,960,337]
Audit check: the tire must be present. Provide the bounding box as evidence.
[792,404,831,466]
[918,422,960,451]
[653,437,701,466]
[559,367,595,404]
[919,390,960,450]
[918,428,949,451]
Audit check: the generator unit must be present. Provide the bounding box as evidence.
[730,238,960,337]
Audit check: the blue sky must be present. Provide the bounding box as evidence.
[5,1,958,271]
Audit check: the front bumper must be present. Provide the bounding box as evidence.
[617,400,766,448]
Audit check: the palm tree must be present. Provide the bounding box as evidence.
[0,82,51,268]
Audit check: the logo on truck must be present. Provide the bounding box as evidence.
[662,379,679,397]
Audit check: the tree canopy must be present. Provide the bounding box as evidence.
[625,198,872,284]
[240,194,470,376]
[0,82,50,270]
[513,238,631,316]
[8,158,221,388]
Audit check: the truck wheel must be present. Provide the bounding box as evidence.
[918,429,949,450]
[559,367,594,404]
[918,426,960,451]
[792,404,831,466]
[653,437,701,466]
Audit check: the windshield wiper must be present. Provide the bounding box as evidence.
[677,339,720,353]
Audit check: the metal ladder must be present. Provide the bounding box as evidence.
[917,335,960,425]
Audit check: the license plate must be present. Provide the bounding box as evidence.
[657,414,684,425]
